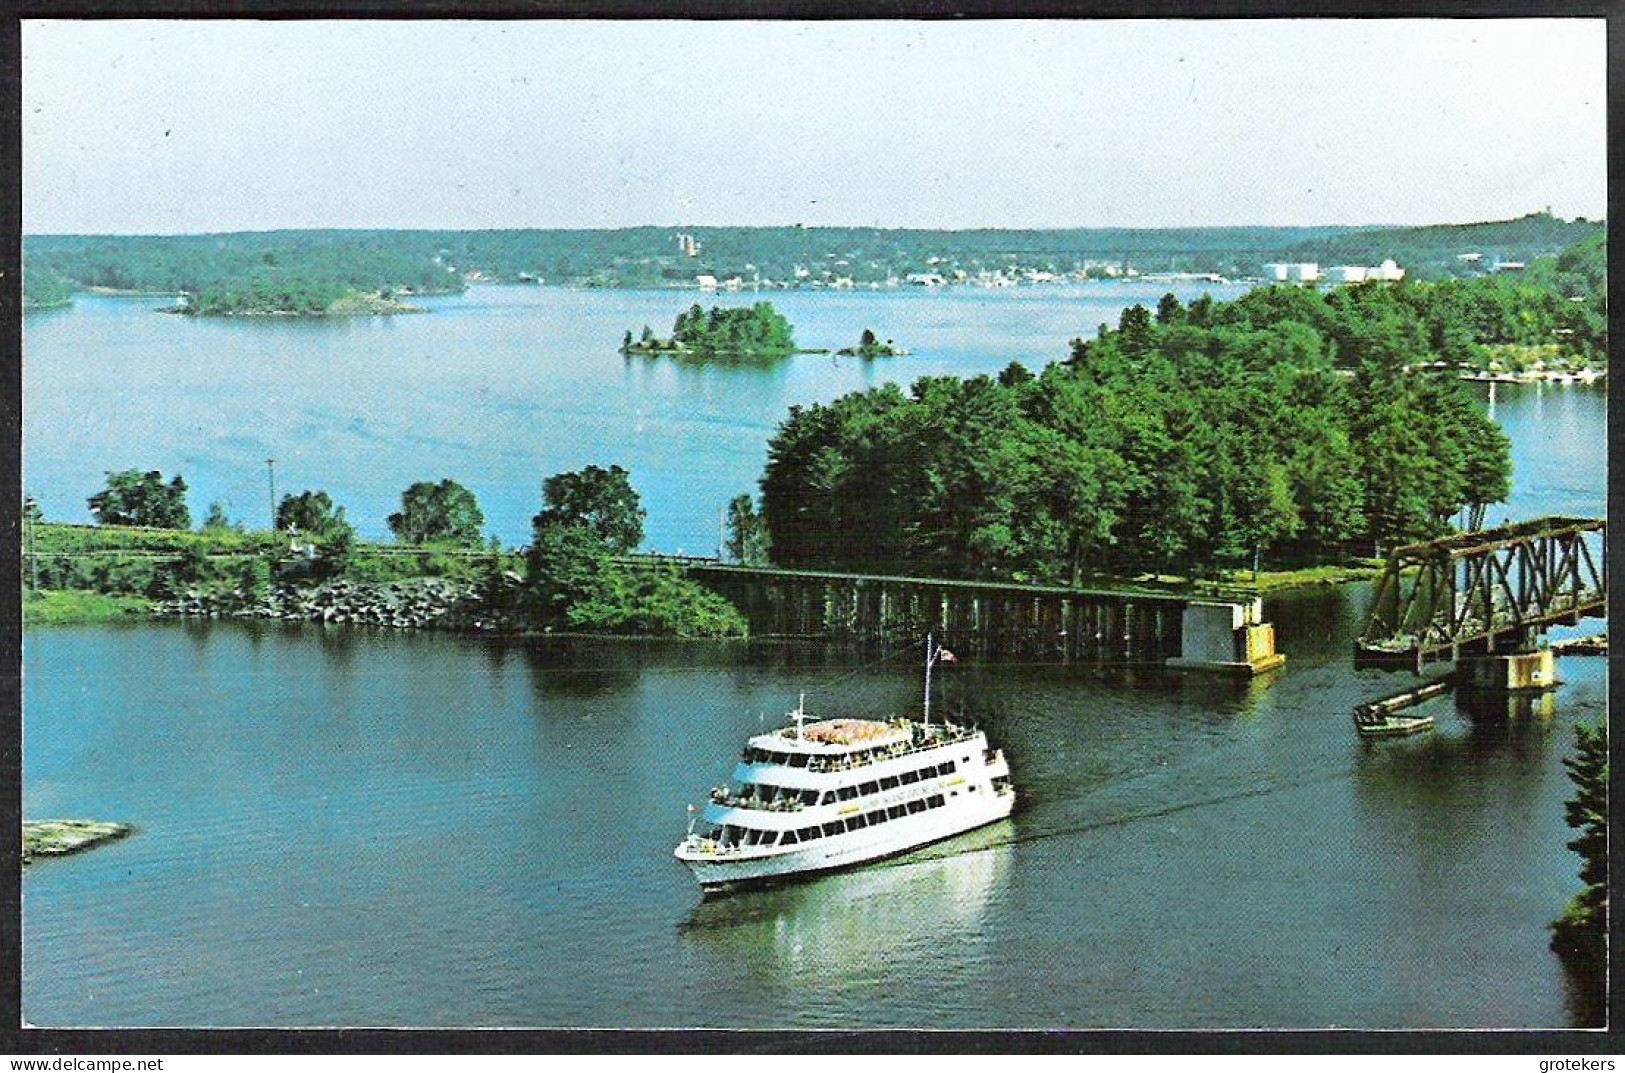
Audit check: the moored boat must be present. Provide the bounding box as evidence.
[674,638,1015,893]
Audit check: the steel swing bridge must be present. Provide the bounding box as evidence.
[1355,516,1606,668]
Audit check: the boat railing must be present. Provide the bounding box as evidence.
[749,722,980,775]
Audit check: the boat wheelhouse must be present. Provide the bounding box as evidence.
[675,639,1015,893]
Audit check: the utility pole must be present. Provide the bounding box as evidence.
[24,496,38,590]
[267,458,277,532]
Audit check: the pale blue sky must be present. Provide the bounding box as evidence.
[22,18,1607,234]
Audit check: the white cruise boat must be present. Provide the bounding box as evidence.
[675,638,1015,893]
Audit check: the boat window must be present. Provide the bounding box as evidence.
[858,781,879,796]
[846,815,867,831]
[940,760,956,774]
[819,791,836,806]
[822,821,843,837]
[800,790,820,806]
[899,770,919,785]
[927,794,945,808]
[887,804,906,819]
[772,752,791,766]
[781,831,798,846]
[798,827,821,841]
[918,765,936,779]
[837,786,858,801]
[867,809,887,825]
[905,799,925,815]
[788,753,808,768]
[722,825,742,845]
[879,776,900,790]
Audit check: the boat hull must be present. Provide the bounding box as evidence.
[676,789,1014,892]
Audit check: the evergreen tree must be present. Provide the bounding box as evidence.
[1551,720,1608,981]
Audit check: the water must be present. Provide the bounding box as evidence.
[21,288,1608,1028]
[23,282,1253,551]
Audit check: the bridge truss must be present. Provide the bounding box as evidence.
[1357,516,1606,667]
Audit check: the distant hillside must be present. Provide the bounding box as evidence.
[24,225,1355,294]
[1280,212,1603,280]
[22,215,1602,294]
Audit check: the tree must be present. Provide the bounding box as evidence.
[1155,292,1184,326]
[276,489,353,540]
[201,501,241,533]
[1551,721,1607,980]
[388,479,485,547]
[524,522,619,628]
[533,465,646,554]
[725,494,771,565]
[88,469,190,529]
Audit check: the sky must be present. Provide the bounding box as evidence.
[21,18,1608,234]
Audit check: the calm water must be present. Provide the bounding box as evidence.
[23,282,1255,551]
[21,287,1608,1029]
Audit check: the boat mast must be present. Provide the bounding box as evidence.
[924,634,934,728]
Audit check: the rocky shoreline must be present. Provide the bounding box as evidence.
[157,576,524,632]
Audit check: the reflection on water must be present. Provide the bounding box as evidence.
[681,822,1014,985]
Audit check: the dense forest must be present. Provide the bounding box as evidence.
[23,213,1600,306]
[758,274,1543,584]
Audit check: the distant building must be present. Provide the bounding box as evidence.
[1322,259,1404,285]
[1493,261,1527,273]
[1457,252,1484,263]
[696,275,719,291]
[1263,262,1322,283]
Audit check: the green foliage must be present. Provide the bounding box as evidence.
[534,465,646,554]
[25,231,463,304]
[725,494,772,565]
[630,302,797,357]
[525,471,744,637]
[201,501,243,533]
[1551,720,1608,976]
[761,272,1527,579]
[23,589,152,625]
[388,479,486,547]
[276,490,354,540]
[22,269,74,310]
[88,470,191,529]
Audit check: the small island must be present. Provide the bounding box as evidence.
[622,301,800,359]
[836,329,908,358]
[23,820,134,863]
[173,280,427,317]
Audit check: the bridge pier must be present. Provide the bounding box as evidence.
[1166,599,1286,676]
[1457,649,1558,693]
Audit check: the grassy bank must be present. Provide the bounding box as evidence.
[1223,561,1386,593]
[24,589,154,625]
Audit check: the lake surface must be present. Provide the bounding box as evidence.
[24,281,1258,551]
[21,286,1608,1029]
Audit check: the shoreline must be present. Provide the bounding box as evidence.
[23,820,134,864]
